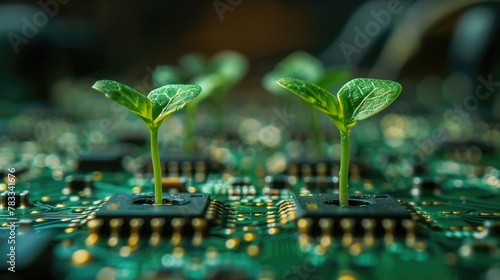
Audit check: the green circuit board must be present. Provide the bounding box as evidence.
[1,104,499,280]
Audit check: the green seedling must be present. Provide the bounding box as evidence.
[92,80,202,205]
[277,77,402,206]
[263,51,350,155]
[153,51,248,153]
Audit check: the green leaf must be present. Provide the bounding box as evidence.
[152,66,184,88]
[189,74,224,105]
[316,67,351,90]
[178,52,208,77]
[337,78,402,126]
[147,84,202,125]
[209,50,248,85]
[276,77,342,121]
[92,80,153,123]
[264,51,324,95]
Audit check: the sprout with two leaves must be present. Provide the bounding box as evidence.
[153,51,248,153]
[277,77,402,206]
[263,51,350,155]
[92,80,202,205]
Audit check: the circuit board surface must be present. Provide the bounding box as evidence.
[1,104,499,280]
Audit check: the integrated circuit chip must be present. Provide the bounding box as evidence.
[291,193,412,236]
[93,193,211,236]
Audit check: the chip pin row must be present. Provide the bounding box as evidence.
[296,218,418,247]
[85,217,208,248]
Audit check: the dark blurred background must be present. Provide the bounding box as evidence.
[1,0,500,119]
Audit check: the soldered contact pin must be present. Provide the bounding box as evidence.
[149,218,165,246]
[128,218,144,249]
[108,218,123,247]
[319,218,334,246]
[340,218,354,247]
[192,218,207,246]
[361,219,375,247]
[382,219,395,245]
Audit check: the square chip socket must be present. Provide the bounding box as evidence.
[292,193,412,236]
[94,193,210,236]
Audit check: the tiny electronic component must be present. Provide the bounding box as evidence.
[93,193,211,236]
[303,176,339,191]
[289,193,413,236]
[0,190,31,208]
[77,149,123,171]
[63,175,93,196]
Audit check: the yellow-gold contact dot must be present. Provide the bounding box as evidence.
[247,245,260,256]
[119,246,132,257]
[267,218,276,224]
[440,211,451,215]
[74,208,84,213]
[223,228,236,235]
[338,270,357,280]
[244,233,257,242]
[96,267,116,280]
[255,202,265,207]
[71,249,92,266]
[452,211,462,215]
[173,247,185,257]
[243,226,258,231]
[268,228,279,235]
[349,242,363,256]
[187,186,197,193]
[132,187,142,193]
[56,204,67,208]
[81,201,91,205]
[0,183,7,191]
[225,238,240,249]
[493,212,500,216]
[41,196,51,202]
[36,218,46,222]
[91,171,103,181]
[31,210,41,214]
[61,218,71,222]
[2,222,9,227]
[480,212,491,216]
[85,233,99,247]
[65,228,75,233]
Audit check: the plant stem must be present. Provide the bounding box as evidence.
[150,126,163,205]
[339,131,350,206]
[310,106,324,156]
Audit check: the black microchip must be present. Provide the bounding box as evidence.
[77,149,123,171]
[292,193,411,236]
[64,175,93,195]
[286,158,373,178]
[230,177,252,186]
[303,176,338,191]
[141,154,224,177]
[265,176,290,189]
[94,193,210,236]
